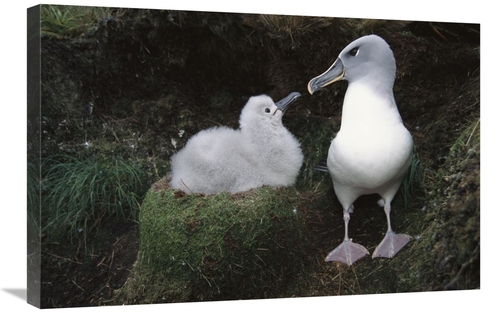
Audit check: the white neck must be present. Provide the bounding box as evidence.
[339,81,402,133]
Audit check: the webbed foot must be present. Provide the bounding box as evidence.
[325,240,369,266]
[372,231,411,259]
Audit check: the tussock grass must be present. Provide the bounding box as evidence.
[243,15,334,44]
[401,147,424,210]
[343,19,412,38]
[41,154,147,238]
[41,5,115,38]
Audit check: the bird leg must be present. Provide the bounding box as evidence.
[325,206,369,266]
[372,202,411,258]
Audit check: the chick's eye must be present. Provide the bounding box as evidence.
[265,108,271,113]
[349,47,359,56]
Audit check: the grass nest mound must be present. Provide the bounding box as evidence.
[117,177,307,303]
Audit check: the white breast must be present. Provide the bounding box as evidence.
[327,82,413,192]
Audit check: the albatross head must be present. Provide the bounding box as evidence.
[239,92,301,131]
[307,35,396,94]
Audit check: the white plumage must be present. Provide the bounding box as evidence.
[170,93,303,195]
[308,35,413,265]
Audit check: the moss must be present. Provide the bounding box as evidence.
[408,117,480,290]
[118,179,307,303]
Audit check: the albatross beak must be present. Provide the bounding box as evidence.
[307,58,345,94]
[275,92,301,113]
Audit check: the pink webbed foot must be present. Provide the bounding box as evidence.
[372,231,411,259]
[325,239,370,266]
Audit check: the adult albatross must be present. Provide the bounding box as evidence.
[308,35,413,266]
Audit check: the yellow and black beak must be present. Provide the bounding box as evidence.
[307,58,345,94]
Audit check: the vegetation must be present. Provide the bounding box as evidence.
[41,154,147,239]
[414,117,480,290]
[41,5,115,38]
[36,6,479,308]
[118,180,306,303]
[401,147,424,210]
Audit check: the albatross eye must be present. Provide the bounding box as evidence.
[265,108,271,113]
[349,47,359,56]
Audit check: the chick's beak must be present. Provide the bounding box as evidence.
[275,92,301,113]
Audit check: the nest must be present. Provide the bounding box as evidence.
[117,178,307,303]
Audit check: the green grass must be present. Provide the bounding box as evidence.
[41,4,115,38]
[401,145,424,210]
[41,154,147,238]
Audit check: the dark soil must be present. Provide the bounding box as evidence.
[33,7,480,308]
[40,219,139,307]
